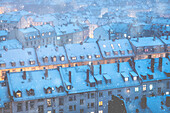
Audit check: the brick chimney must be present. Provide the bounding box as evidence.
[69,71,71,83]
[86,69,89,82]
[151,58,155,73]
[117,60,120,73]
[166,35,169,40]
[159,57,163,72]
[153,36,156,41]
[99,65,102,75]
[44,69,48,78]
[22,71,26,80]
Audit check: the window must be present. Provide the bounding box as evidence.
[167,82,170,89]
[59,97,64,105]
[49,32,51,35]
[99,101,103,106]
[57,37,60,40]
[95,55,100,58]
[103,45,106,48]
[69,96,73,101]
[26,101,28,111]
[99,110,103,113]
[126,88,130,93]
[67,85,71,90]
[17,103,22,112]
[91,103,94,108]
[4,103,10,109]
[47,111,52,113]
[80,109,84,113]
[74,105,76,110]
[143,85,147,91]
[87,55,92,59]
[108,91,112,96]
[117,90,121,93]
[69,105,73,111]
[42,33,44,36]
[91,93,95,98]
[80,99,84,105]
[30,101,34,109]
[16,91,22,98]
[149,84,153,91]
[125,77,129,82]
[47,99,52,107]
[60,55,65,61]
[99,92,103,97]
[71,56,77,60]
[135,87,139,92]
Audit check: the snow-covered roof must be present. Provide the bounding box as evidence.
[160,36,170,45]
[65,42,103,63]
[130,37,164,47]
[0,39,22,50]
[98,39,134,59]
[0,30,8,37]
[7,69,66,102]
[36,45,68,66]
[0,48,38,69]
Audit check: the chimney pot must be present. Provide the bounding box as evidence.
[45,69,48,78]
[86,69,89,82]
[151,58,155,73]
[22,71,26,80]
[117,60,120,73]
[69,71,71,83]
[159,57,163,72]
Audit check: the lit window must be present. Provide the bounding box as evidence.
[118,44,121,48]
[133,76,137,81]
[124,34,127,37]
[166,92,169,95]
[126,88,130,93]
[16,92,22,98]
[135,87,139,92]
[125,77,128,82]
[103,45,106,48]
[99,110,103,113]
[99,101,103,106]
[87,55,92,59]
[67,86,71,90]
[95,55,100,58]
[30,36,32,39]
[47,111,51,113]
[149,84,153,91]
[60,55,65,61]
[57,37,60,40]
[42,33,44,36]
[49,32,51,35]
[33,36,35,38]
[47,99,52,107]
[111,44,114,49]
[69,39,72,41]
[143,85,146,91]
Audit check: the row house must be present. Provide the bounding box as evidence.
[0,57,169,113]
[159,36,170,56]
[130,37,165,60]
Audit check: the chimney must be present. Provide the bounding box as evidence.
[151,58,155,73]
[3,46,8,51]
[117,60,120,73]
[159,57,163,72]
[99,64,102,75]
[86,69,89,82]
[80,42,83,45]
[69,71,71,83]
[22,71,26,80]
[90,63,94,75]
[55,46,58,51]
[137,37,139,42]
[166,35,169,40]
[108,29,111,40]
[44,69,48,78]
[153,36,156,41]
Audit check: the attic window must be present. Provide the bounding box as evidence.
[80,55,84,59]
[20,61,25,66]
[43,56,48,63]
[111,44,114,49]
[49,32,51,35]
[105,51,110,56]
[16,91,22,98]
[87,55,92,59]
[29,59,35,65]
[11,61,16,67]
[26,89,35,96]
[113,50,118,55]
[120,50,125,55]
[103,45,106,48]
[71,56,77,60]
[0,62,6,67]
[51,56,57,62]
[45,87,52,94]
[133,76,137,81]
[118,44,121,48]
[29,36,32,40]
[95,55,100,58]
[125,77,128,82]
[60,55,65,61]
[67,85,71,90]
[33,36,36,39]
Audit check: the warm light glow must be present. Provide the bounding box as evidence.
[143,84,146,91]
[103,45,106,48]
[99,101,103,106]
[126,88,130,93]
[135,87,139,92]
[149,84,153,90]
[125,77,128,82]
[133,76,137,81]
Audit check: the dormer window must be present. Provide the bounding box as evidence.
[71,56,77,60]
[80,55,84,59]
[57,86,64,92]
[20,61,25,66]
[87,55,92,59]
[29,59,35,65]
[129,72,138,81]
[128,49,132,54]
[133,76,137,81]
[44,87,52,94]
[95,54,100,58]
[26,89,35,96]
[120,50,125,55]
[90,83,95,87]
[67,85,71,90]
[141,74,147,80]
[15,90,22,98]
[51,56,57,62]
[60,55,65,61]
[125,77,128,82]
[105,51,111,56]
[11,61,16,67]
[121,73,129,82]
[43,56,48,63]
[113,50,118,55]
[148,74,153,79]
[0,62,6,67]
